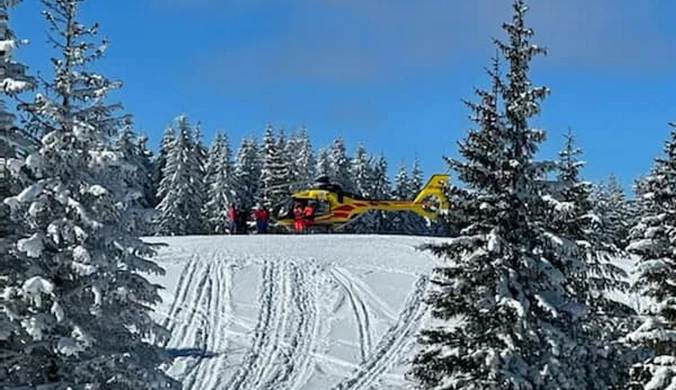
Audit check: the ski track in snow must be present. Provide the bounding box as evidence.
[332,275,429,390]
[150,235,447,390]
[330,267,374,362]
[220,256,322,390]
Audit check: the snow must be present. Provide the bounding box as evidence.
[17,233,44,258]
[1,78,28,93]
[143,234,445,389]
[138,233,639,389]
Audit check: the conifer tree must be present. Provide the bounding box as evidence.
[2,0,178,386]
[203,131,236,233]
[606,174,631,249]
[410,157,424,195]
[409,2,607,388]
[390,161,429,235]
[156,114,204,235]
[234,136,261,210]
[0,0,34,252]
[351,143,374,197]
[137,133,156,209]
[624,122,676,390]
[552,130,632,386]
[316,147,333,178]
[153,125,174,204]
[394,162,410,200]
[330,136,354,191]
[370,154,391,232]
[556,132,628,287]
[592,175,632,252]
[276,127,294,194]
[191,122,207,232]
[285,128,300,188]
[289,125,316,191]
[114,116,156,235]
[0,12,33,161]
[259,123,292,207]
[346,143,377,233]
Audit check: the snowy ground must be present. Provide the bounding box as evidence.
[143,234,640,390]
[144,234,447,390]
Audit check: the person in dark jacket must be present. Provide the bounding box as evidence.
[237,206,248,234]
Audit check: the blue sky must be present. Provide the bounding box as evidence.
[9,0,676,194]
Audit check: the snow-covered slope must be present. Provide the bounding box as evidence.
[144,234,446,390]
[144,234,640,390]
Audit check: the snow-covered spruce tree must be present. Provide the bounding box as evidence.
[285,128,300,189]
[114,116,156,235]
[276,128,294,198]
[345,143,377,233]
[592,175,632,252]
[390,161,422,234]
[554,131,629,295]
[409,2,608,388]
[351,143,374,197]
[370,154,392,232]
[137,133,156,211]
[551,130,633,386]
[410,157,424,195]
[259,123,276,205]
[606,174,632,250]
[259,123,292,207]
[316,146,333,178]
[153,125,174,205]
[192,121,207,231]
[330,136,355,192]
[203,130,236,233]
[289,125,316,191]
[2,0,178,387]
[0,2,37,383]
[234,135,261,210]
[0,0,34,252]
[394,162,410,200]
[627,175,649,233]
[404,157,435,235]
[624,122,676,390]
[156,114,204,236]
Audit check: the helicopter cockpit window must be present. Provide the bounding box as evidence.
[312,199,331,216]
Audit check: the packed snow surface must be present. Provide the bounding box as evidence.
[145,234,446,390]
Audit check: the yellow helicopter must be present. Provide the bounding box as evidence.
[271,174,451,232]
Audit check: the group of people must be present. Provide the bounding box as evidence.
[228,203,270,234]
[293,201,316,233]
[225,200,317,234]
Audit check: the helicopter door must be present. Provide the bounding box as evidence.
[274,198,297,220]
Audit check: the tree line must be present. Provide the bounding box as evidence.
[151,118,436,236]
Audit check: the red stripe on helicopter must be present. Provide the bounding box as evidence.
[333,212,349,218]
[353,202,368,207]
[333,205,355,212]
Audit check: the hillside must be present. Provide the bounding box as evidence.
[144,234,639,390]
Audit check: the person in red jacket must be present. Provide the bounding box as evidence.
[293,202,305,233]
[254,204,270,234]
[303,201,316,232]
[228,203,238,234]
